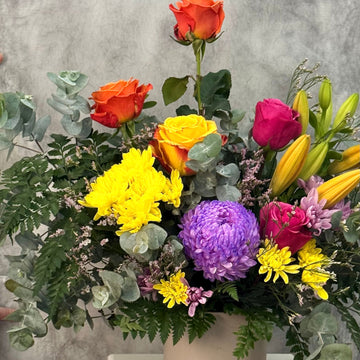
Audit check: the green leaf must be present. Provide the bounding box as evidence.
[142,101,157,109]
[8,327,34,351]
[23,307,47,337]
[319,344,352,360]
[176,105,197,116]
[61,115,92,138]
[216,184,241,202]
[216,163,240,185]
[200,70,231,117]
[33,115,51,141]
[306,312,338,335]
[188,133,222,162]
[162,76,189,105]
[120,276,141,303]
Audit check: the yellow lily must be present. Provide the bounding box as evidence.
[270,134,311,197]
[333,93,359,130]
[327,145,360,175]
[317,169,360,208]
[298,142,329,181]
[292,90,309,134]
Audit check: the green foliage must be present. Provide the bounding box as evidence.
[233,311,274,359]
[47,71,91,137]
[111,300,216,346]
[286,324,310,360]
[0,155,59,245]
[162,76,190,105]
[200,69,231,118]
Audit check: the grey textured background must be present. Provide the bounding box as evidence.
[1,0,360,359]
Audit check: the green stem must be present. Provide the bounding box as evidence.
[14,143,42,154]
[195,48,204,116]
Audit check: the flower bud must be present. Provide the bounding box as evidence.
[317,169,360,209]
[270,134,311,197]
[298,142,329,181]
[292,90,309,134]
[327,145,360,175]
[333,93,359,130]
[318,79,332,112]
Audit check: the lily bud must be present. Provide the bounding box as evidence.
[317,169,360,209]
[292,90,309,134]
[333,93,359,130]
[327,145,360,175]
[318,79,332,112]
[270,134,311,197]
[298,142,329,181]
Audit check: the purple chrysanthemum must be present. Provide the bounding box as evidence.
[178,200,260,282]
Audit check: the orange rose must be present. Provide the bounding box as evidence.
[90,78,152,128]
[169,0,225,41]
[150,115,222,176]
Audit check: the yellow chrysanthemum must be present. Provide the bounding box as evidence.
[78,147,183,234]
[153,271,188,308]
[257,239,300,284]
[298,239,332,300]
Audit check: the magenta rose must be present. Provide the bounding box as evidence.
[252,99,302,150]
[260,201,311,254]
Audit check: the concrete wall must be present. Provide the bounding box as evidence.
[1,1,360,359]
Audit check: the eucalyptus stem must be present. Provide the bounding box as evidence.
[14,143,42,154]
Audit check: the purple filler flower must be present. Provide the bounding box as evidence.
[179,200,260,282]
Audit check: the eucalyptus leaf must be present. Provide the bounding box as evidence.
[188,133,222,162]
[162,76,189,105]
[23,307,47,337]
[61,115,92,138]
[72,306,86,328]
[307,312,338,335]
[3,92,21,118]
[0,108,8,127]
[3,109,21,130]
[33,115,51,141]
[216,163,240,185]
[92,285,111,309]
[8,327,34,351]
[120,276,141,302]
[51,93,77,106]
[216,184,241,202]
[54,309,73,328]
[73,95,91,114]
[22,111,36,137]
[5,279,35,301]
[319,343,352,360]
[47,98,73,115]
[15,232,43,251]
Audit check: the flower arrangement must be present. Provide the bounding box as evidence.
[1,1,360,359]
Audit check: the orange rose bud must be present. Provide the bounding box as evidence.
[90,78,152,128]
[169,0,225,41]
[150,114,223,176]
[317,169,360,209]
[327,145,360,175]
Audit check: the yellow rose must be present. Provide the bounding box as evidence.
[150,115,220,176]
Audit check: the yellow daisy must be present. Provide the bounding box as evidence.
[257,239,300,284]
[153,271,188,308]
[298,239,332,300]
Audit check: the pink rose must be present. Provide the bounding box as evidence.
[252,99,302,150]
[260,202,311,254]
